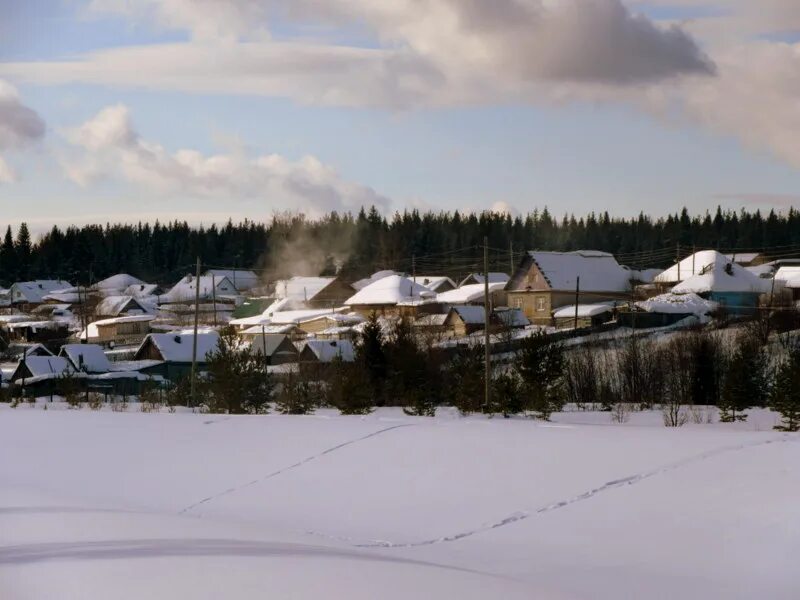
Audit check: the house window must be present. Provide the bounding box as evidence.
[536,297,546,312]
[513,298,523,309]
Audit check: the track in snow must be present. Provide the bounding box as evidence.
[330,434,793,548]
[179,423,415,514]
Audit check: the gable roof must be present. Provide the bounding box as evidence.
[635,292,717,315]
[416,276,456,292]
[60,344,112,373]
[672,255,767,294]
[524,251,631,293]
[205,269,260,291]
[14,355,74,380]
[448,305,487,325]
[124,283,160,297]
[459,272,510,287]
[495,307,530,327]
[553,303,616,319]
[274,277,339,303]
[136,330,220,363]
[300,339,355,362]
[345,275,431,306]
[655,250,729,284]
[163,275,236,303]
[352,270,400,291]
[247,334,298,357]
[95,295,150,317]
[11,280,73,303]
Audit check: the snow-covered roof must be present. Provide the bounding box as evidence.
[163,275,236,303]
[352,270,400,291]
[5,320,66,331]
[775,266,800,285]
[672,255,767,294]
[449,305,487,325]
[459,273,510,287]
[437,282,506,304]
[205,269,260,291]
[627,268,663,283]
[785,277,800,290]
[95,274,144,292]
[17,356,74,379]
[723,253,761,265]
[345,275,431,306]
[10,280,73,303]
[246,334,297,357]
[240,324,299,335]
[746,263,776,278]
[60,344,112,373]
[41,291,84,304]
[415,314,449,327]
[124,283,160,297]
[495,308,530,327]
[271,308,347,325]
[300,339,355,362]
[416,276,456,292]
[655,250,730,284]
[553,303,616,319]
[95,295,150,317]
[527,251,631,292]
[138,330,220,363]
[274,277,339,303]
[636,292,718,315]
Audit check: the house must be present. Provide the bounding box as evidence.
[443,306,488,337]
[95,295,151,318]
[494,307,530,329]
[295,313,365,335]
[623,292,718,328]
[10,280,73,307]
[552,304,616,329]
[416,276,456,294]
[246,334,299,365]
[134,330,220,382]
[413,313,449,335]
[345,275,433,316]
[506,251,632,324]
[162,275,237,304]
[80,314,156,345]
[723,253,766,267]
[671,254,767,316]
[655,250,734,286]
[124,283,162,298]
[352,270,400,291]
[59,344,113,374]
[4,319,70,344]
[459,273,510,287]
[239,323,304,338]
[298,339,355,363]
[273,276,355,309]
[205,269,260,292]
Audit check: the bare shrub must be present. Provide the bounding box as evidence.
[610,402,631,424]
[87,393,103,411]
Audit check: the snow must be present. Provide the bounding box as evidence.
[14,355,74,379]
[270,308,347,325]
[345,275,431,306]
[1,407,798,600]
[416,275,456,292]
[78,314,156,341]
[205,270,260,291]
[636,292,718,315]
[553,303,616,319]
[95,295,149,317]
[352,270,399,291]
[123,283,159,297]
[9,280,73,304]
[528,251,632,292]
[775,265,800,286]
[436,282,505,304]
[60,344,113,373]
[163,275,237,303]
[458,272,509,286]
[240,324,298,335]
[627,267,663,283]
[672,255,767,294]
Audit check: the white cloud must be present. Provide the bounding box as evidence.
[0,78,45,183]
[62,104,390,215]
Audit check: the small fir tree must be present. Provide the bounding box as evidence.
[515,331,565,420]
[770,343,800,432]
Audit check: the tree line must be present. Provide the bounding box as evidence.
[3,205,800,285]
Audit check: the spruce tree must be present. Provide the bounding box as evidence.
[15,222,32,280]
[0,226,16,284]
[355,313,387,406]
[719,335,765,422]
[515,331,565,420]
[770,344,800,432]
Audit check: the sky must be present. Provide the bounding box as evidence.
[1,0,800,233]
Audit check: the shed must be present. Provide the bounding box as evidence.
[444,306,487,337]
[246,334,299,365]
[298,339,355,363]
[59,344,113,374]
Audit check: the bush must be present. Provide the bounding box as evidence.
[515,331,565,420]
[324,358,373,415]
[275,370,318,415]
[770,342,800,432]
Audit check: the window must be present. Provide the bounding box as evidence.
[536,297,546,312]
[513,298,523,309]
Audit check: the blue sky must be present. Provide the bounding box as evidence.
[1,0,799,234]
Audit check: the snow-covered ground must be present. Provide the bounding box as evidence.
[1,404,799,599]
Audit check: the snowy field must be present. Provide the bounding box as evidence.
[1,404,799,599]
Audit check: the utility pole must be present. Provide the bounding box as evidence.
[509,241,514,276]
[676,243,681,283]
[412,254,416,285]
[190,257,201,409]
[483,236,491,412]
[692,245,696,277]
[574,276,580,331]
[211,273,218,328]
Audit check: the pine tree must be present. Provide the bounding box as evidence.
[770,344,800,432]
[447,345,485,415]
[491,372,523,418]
[326,358,373,415]
[275,370,318,415]
[515,331,565,420]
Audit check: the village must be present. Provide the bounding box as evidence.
[1,247,799,402]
